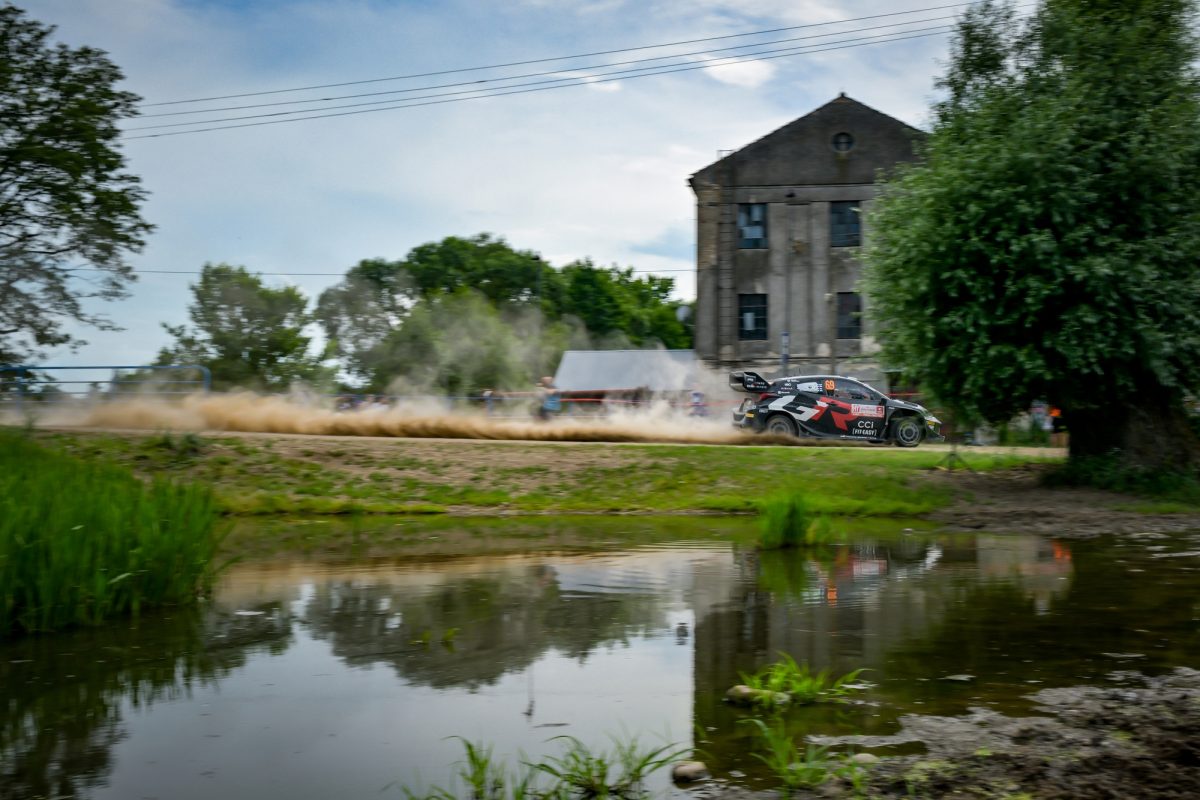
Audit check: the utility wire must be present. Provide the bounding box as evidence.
[138,12,973,119]
[126,28,952,139]
[70,267,698,276]
[139,1,981,107]
[126,25,953,132]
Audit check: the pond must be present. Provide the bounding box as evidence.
[3,517,1199,799]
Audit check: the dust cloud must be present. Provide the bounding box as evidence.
[34,392,813,447]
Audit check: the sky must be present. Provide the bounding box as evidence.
[24,0,960,368]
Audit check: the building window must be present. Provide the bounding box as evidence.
[738,294,768,340]
[832,132,855,152]
[837,292,862,339]
[737,203,767,248]
[830,201,860,247]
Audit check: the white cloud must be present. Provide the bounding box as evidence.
[697,55,777,88]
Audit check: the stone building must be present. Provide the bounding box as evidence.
[688,94,925,385]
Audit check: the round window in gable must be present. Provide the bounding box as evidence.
[832,132,855,152]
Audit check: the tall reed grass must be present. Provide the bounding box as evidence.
[758,493,839,549]
[0,430,221,635]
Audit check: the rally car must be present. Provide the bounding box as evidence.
[729,371,943,447]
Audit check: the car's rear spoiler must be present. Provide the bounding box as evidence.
[729,370,771,393]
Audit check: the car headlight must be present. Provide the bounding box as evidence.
[925,415,941,425]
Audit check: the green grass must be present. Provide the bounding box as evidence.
[758,494,843,549]
[740,718,836,792]
[0,430,222,635]
[397,735,685,800]
[739,654,867,708]
[30,430,1059,518]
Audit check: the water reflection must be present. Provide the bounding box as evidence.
[3,520,1199,800]
[299,558,672,690]
[0,609,290,800]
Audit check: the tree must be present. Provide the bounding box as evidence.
[316,235,692,391]
[865,0,1200,469]
[0,4,151,363]
[156,264,330,391]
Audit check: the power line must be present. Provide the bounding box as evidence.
[126,25,953,133]
[70,267,698,277]
[137,12,971,119]
[126,28,953,139]
[139,2,981,108]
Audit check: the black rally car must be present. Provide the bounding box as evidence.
[729,371,943,447]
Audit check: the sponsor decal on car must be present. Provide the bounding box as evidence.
[851,404,885,418]
[852,419,881,436]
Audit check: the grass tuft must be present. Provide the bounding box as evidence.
[739,653,867,708]
[758,494,842,549]
[741,718,835,792]
[398,734,684,800]
[0,429,222,635]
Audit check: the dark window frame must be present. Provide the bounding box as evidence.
[836,292,862,340]
[737,293,768,341]
[830,201,861,247]
[737,203,768,249]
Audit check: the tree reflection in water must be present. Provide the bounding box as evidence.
[0,608,292,800]
[299,561,670,690]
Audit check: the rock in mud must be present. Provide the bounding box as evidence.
[672,761,710,782]
[725,684,757,705]
[724,685,789,707]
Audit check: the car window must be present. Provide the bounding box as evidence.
[796,381,820,393]
[835,379,880,403]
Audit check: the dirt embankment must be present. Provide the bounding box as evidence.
[922,464,1200,537]
[834,669,1200,799]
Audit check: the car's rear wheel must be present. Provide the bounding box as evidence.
[891,415,924,447]
[765,414,799,437]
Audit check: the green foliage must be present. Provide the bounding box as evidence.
[532,736,684,800]
[0,3,152,362]
[315,234,691,393]
[759,494,840,549]
[865,0,1200,463]
[0,430,222,635]
[741,718,835,792]
[400,735,683,800]
[155,263,332,391]
[740,653,867,707]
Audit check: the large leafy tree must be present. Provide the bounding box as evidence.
[316,234,691,392]
[0,4,151,363]
[156,264,330,391]
[866,0,1200,468]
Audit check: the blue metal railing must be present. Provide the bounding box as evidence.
[0,364,212,411]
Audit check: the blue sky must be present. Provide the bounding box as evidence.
[24,0,957,368]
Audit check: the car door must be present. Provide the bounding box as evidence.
[838,379,886,439]
[805,377,847,437]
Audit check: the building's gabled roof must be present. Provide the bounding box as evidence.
[553,349,699,392]
[689,94,926,189]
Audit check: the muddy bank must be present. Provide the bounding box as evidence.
[926,464,1200,536]
[815,668,1200,799]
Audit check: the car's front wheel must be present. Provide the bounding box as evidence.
[764,413,799,437]
[891,415,924,447]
